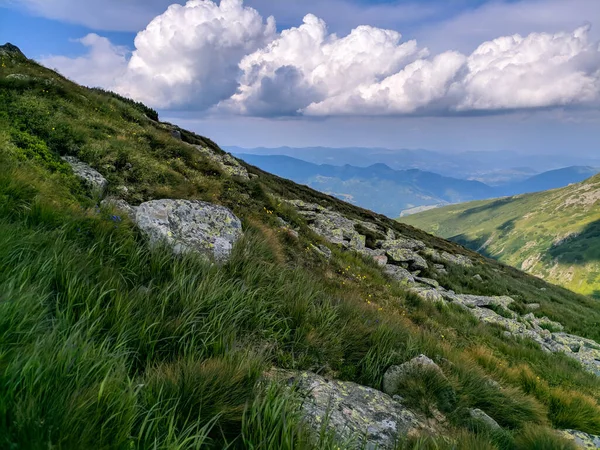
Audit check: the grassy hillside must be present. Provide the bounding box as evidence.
[2,43,600,449]
[400,177,600,297]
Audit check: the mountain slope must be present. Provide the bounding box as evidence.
[401,174,600,297]
[497,166,599,197]
[237,154,495,217]
[2,43,600,449]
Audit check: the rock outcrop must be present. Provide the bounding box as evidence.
[135,199,242,262]
[194,145,249,180]
[271,370,426,449]
[285,198,600,378]
[559,430,600,449]
[62,156,108,196]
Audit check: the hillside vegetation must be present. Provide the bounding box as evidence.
[400,176,600,297]
[2,43,600,449]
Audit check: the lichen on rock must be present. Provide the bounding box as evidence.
[135,199,243,262]
[61,156,108,196]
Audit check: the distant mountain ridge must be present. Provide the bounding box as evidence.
[237,154,495,217]
[237,153,599,218]
[227,145,600,183]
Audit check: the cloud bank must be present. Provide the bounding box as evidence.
[41,0,600,117]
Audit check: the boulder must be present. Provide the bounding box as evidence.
[469,408,501,430]
[62,156,108,196]
[379,238,426,252]
[424,249,472,267]
[383,355,444,396]
[385,248,428,271]
[409,286,445,303]
[472,274,483,282]
[525,303,541,311]
[414,277,440,288]
[272,370,424,449]
[135,199,242,262]
[384,265,415,283]
[170,129,182,140]
[559,430,600,449]
[452,294,514,310]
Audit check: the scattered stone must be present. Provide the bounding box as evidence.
[311,244,332,259]
[414,277,440,288]
[194,145,249,180]
[385,248,429,271]
[424,249,472,267]
[373,255,389,267]
[383,355,444,396]
[379,237,426,252]
[433,264,448,275]
[62,156,108,196]
[135,199,242,262]
[450,294,514,310]
[559,430,600,449]
[384,265,415,284]
[270,370,425,450]
[469,409,501,430]
[525,303,541,311]
[472,274,483,282]
[409,286,445,303]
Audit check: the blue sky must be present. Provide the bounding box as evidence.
[1,0,599,154]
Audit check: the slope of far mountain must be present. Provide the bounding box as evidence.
[237,154,495,217]
[497,166,600,196]
[3,43,600,449]
[401,174,600,297]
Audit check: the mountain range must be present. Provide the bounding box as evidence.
[227,145,600,185]
[237,153,599,218]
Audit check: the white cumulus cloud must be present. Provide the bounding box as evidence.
[114,0,276,109]
[41,34,129,88]
[40,0,600,117]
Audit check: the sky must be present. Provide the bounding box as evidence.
[1,0,599,154]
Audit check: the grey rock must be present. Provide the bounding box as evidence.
[472,274,483,282]
[384,265,415,284]
[311,244,332,259]
[373,255,389,267]
[409,286,445,303]
[452,294,514,310]
[424,249,472,267]
[414,277,440,288]
[434,264,448,275]
[271,370,425,449]
[559,430,600,449]
[383,355,444,396]
[384,248,428,271]
[170,129,182,140]
[135,199,242,262]
[525,303,541,311]
[62,156,108,196]
[194,145,249,180]
[379,237,426,252]
[469,408,501,430]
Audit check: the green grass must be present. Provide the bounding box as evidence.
[400,180,600,296]
[1,44,600,449]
